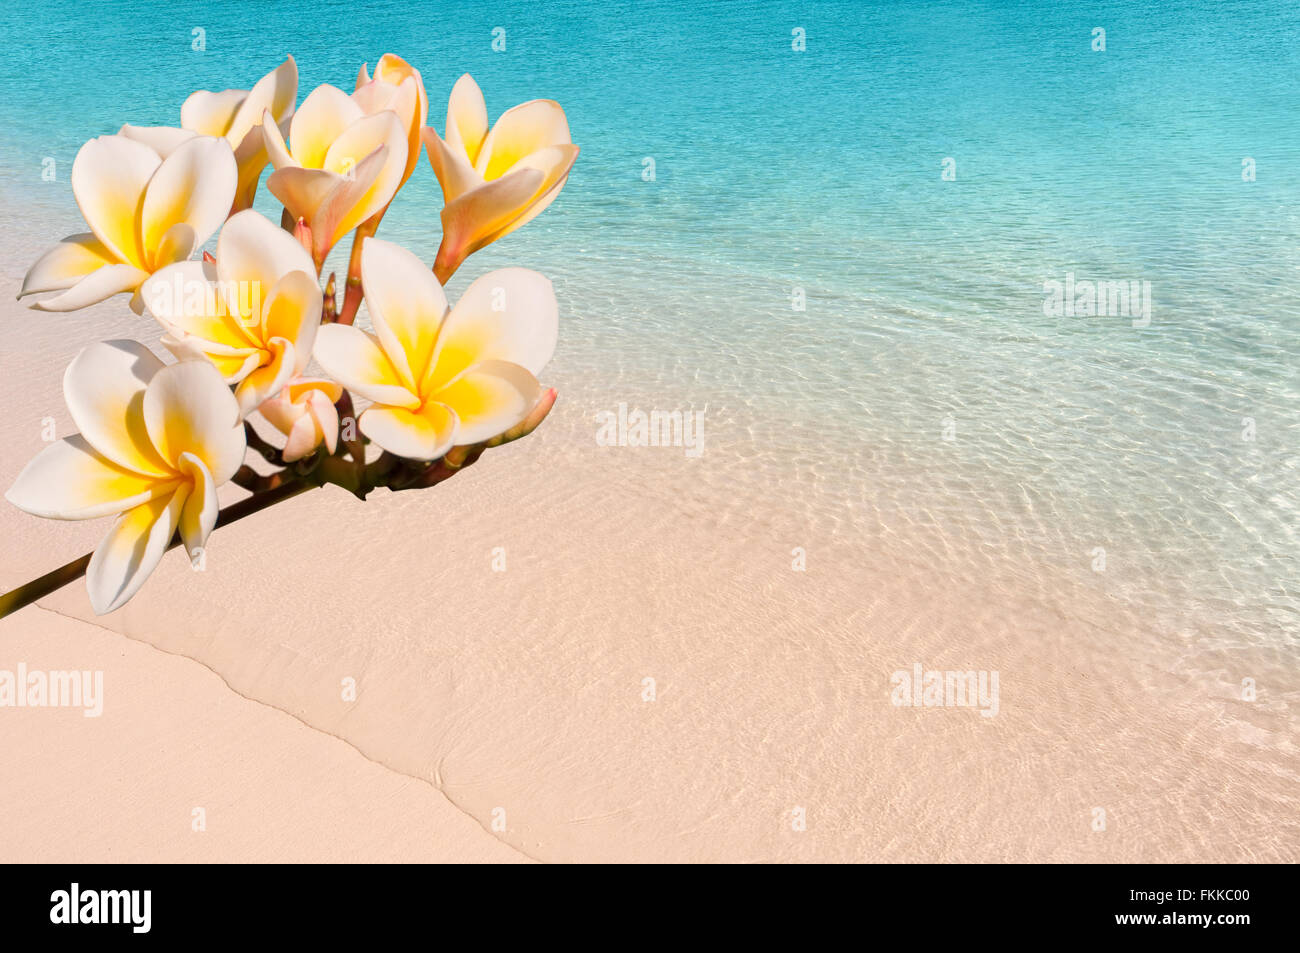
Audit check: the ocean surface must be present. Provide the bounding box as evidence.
[1,0,1297,672]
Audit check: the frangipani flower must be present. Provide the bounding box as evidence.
[258,378,343,462]
[142,210,323,417]
[18,135,236,313]
[120,56,298,213]
[262,84,408,266]
[5,341,245,614]
[423,74,579,281]
[354,53,428,190]
[313,238,557,460]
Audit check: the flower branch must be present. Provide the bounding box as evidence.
[5,52,576,617]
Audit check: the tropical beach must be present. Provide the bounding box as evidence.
[0,0,1297,863]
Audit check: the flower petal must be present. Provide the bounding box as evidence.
[312,323,420,408]
[27,263,149,312]
[360,237,446,390]
[154,222,197,271]
[71,135,160,269]
[281,412,321,462]
[261,107,298,170]
[19,234,115,298]
[256,388,304,435]
[215,210,315,325]
[117,124,198,159]
[321,111,407,235]
[476,99,571,181]
[144,260,260,350]
[372,54,427,181]
[163,333,261,383]
[176,451,218,561]
[265,165,340,230]
[425,267,558,391]
[310,146,389,257]
[63,339,171,476]
[224,55,299,148]
[353,74,420,181]
[289,83,364,168]
[143,359,246,481]
[490,143,579,238]
[140,136,237,263]
[261,269,323,374]
[432,359,542,445]
[5,434,172,520]
[359,402,457,461]
[85,488,187,614]
[233,338,295,417]
[423,127,484,203]
[181,88,248,137]
[230,131,272,212]
[436,166,544,273]
[288,377,343,404]
[305,388,340,454]
[445,74,488,165]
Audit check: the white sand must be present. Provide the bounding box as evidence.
[0,608,525,862]
[1,246,1296,863]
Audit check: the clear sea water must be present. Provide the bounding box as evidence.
[1,0,1297,660]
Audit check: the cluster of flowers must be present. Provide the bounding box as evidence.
[7,55,577,614]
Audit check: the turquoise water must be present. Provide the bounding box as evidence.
[1,1,1297,653]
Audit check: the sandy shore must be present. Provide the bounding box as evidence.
[1,238,1296,863]
[0,609,525,862]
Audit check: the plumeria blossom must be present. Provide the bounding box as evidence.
[1,52,573,622]
[258,378,343,462]
[142,210,323,417]
[314,238,556,460]
[262,84,408,266]
[5,341,245,614]
[423,74,579,281]
[120,57,298,214]
[18,135,236,313]
[354,54,428,191]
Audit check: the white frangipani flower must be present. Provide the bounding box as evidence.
[5,341,245,614]
[423,74,578,280]
[261,83,408,265]
[258,378,343,462]
[313,237,557,461]
[119,56,299,213]
[142,210,324,417]
[18,135,236,313]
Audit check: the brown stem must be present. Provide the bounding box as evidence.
[243,421,285,467]
[0,479,316,620]
[334,391,368,486]
[0,390,558,619]
[231,464,298,494]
